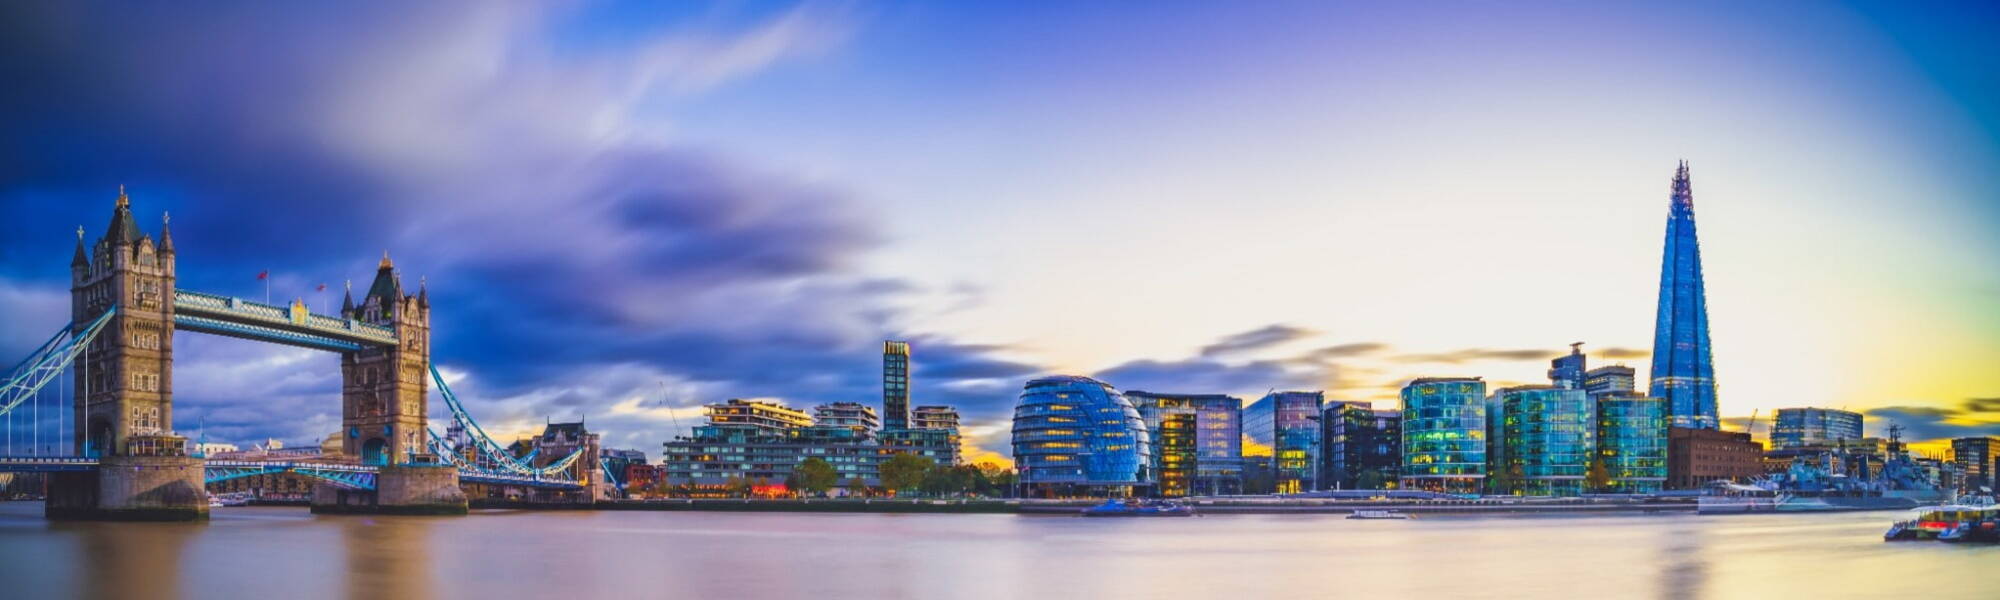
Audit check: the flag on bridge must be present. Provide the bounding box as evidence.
[256,270,268,280]
[316,283,327,292]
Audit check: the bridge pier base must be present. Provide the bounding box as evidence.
[311,464,467,515]
[46,456,210,521]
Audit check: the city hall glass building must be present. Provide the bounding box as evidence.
[1499,386,1595,497]
[1401,378,1487,494]
[1012,376,1153,497]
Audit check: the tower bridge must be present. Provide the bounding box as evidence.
[0,188,613,520]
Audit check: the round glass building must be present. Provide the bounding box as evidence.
[1012,375,1153,498]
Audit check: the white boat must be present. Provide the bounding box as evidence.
[1347,510,1410,520]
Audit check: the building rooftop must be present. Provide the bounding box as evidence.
[1025,374,1115,388]
[1123,390,1243,400]
[1407,376,1483,385]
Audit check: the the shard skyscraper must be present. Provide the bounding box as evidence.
[1649,161,1719,429]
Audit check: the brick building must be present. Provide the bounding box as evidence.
[1667,426,1763,489]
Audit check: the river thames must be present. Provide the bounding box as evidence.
[0,502,1991,599]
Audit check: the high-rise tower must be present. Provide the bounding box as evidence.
[1648,162,1719,429]
[1548,342,1586,390]
[882,340,910,429]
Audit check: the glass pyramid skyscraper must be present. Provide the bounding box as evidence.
[1649,161,1719,429]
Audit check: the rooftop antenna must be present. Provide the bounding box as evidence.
[661,381,684,436]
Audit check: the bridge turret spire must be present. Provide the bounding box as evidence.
[159,211,175,254]
[341,279,355,316]
[71,226,88,270]
[103,186,144,245]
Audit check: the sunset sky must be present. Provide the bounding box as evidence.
[3,2,1997,463]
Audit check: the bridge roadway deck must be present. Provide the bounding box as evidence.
[0,457,582,490]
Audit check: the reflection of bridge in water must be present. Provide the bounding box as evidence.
[0,188,617,520]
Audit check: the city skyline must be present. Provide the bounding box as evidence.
[3,2,1998,466]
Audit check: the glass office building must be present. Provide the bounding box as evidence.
[1597,395,1668,493]
[1548,343,1587,390]
[1190,395,1244,495]
[1499,386,1596,496]
[1012,376,1153,497]
[1770,407,1864,450]
[1401,378,1487,494]
[1649,162,1721,429]
[1245,391,1323,494]
[1323,403,1401,490]
[1127,391,1242,497]
[1584,366,1637,398]
[882,340,911,429]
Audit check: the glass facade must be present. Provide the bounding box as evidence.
[1499,386,1595,496]
[1649,162,1720,429]
[1770,408,1864,450]
[882,340,911,429]
[707,399,815,435]
[663,419,891,488]
[1323,403,1400,490]
[1584,366,1637,398]
[1127,392,1241,497]
[880,427,958,465]
[1012,376,1153,497]
[1548,343,1586,390]
[1190,395,1243,496]
[1401,378,1486,494]
[1245,391,1322,494]
[1951,437,1999,493]
[1597,395,1668,493]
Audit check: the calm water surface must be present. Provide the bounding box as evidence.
[1,501,1991,599]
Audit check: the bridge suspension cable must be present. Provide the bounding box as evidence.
[428,363,584,478]
[598,457,624,492]
[1,308,116,422]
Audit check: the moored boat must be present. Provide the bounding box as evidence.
[1887,505,2000,543]
[1080,499,1196,517]
[1346,510,1410,520]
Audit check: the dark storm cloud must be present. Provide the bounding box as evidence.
[1597,347,1649,360]
[1865,404,2000,443]
[1197,324,1315,358]
[1302,342,1390,360]
[0,3,1042,449]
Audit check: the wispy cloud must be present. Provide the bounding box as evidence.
[1198,324,1317,358]
[1390,348,1557,364]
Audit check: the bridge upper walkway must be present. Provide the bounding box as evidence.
[172,289,397,352]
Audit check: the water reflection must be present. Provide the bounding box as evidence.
[5,504,1994,599]
[1657,518,1709,600]
[67,520,196,600]
[341,516,434,600]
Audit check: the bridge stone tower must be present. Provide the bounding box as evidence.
[318,256,464,515]
[339,255,431,465]
[69,187,177,456]
[49,188,207,520]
